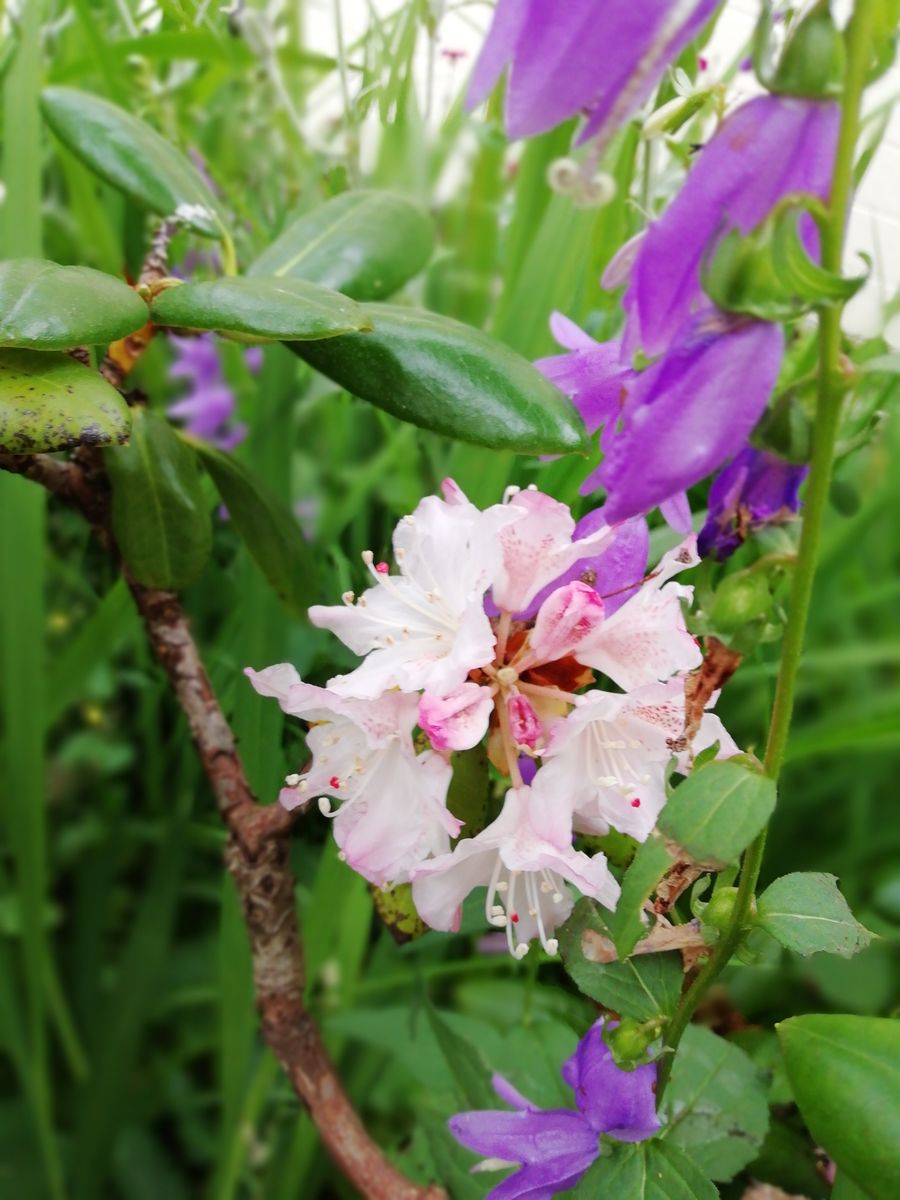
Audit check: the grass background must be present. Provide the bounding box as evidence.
[1,2,898,1197]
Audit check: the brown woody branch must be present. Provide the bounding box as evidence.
[1,449,444,1200]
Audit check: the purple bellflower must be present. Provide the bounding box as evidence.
[698,445,809,560]
[449,1019,660,1199]
[167,334,258,452]
[537,310,783,528]
[468,0,718,146]
[624,94,840,357]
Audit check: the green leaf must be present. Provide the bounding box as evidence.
[757,872,872,958]
[150,277,372,343]
[292,304,589,456]
[605,835,675,959]
[249,189,434,300]
[41,87,226,238]
[193,441,317,614]
[0,348,131,452]
[778,1015,900,1200]
[447,744,491,840]
[370,883,427,944]
[658,759,776,869]
[702,205,867,322]
[558,898,683,1020]
[571,1140,718,1199]
[662,1025,769,1181]
[426,1005,496,1111]
[0,259,148,350]
[106,408,211,589]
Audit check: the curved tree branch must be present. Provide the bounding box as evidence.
[1,449,445,1200]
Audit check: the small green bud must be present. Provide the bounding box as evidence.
[709,570,773,636]
[702,886,741,934]
[770,5,846,99]
[605,1018,663,1068]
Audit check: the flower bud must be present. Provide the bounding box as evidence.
[605,1017,662,1068]
[769,6,845,100]
[547,157,581,194]
[702,886,741,934]
[709,570,774,637]
[572,172,617,209]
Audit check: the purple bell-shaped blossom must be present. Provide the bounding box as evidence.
[449,1019,660,1199]
[468,0,718,146]
[537,310,784,528]
[698,445,809,561]
[624,94,840,357]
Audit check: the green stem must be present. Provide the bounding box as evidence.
[656,0,876,1101]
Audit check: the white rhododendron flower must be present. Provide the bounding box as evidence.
[246,480,738,957]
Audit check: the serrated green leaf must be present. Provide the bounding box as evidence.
[0,348,131,452]
[193,441,317,614]
[605,835,675,960]
[249,189,434,301]
[571,1140,718,1199]
[658,759,776,869]
[0,259,148,350]
[41,87,226,238]
[662,1026,769,1182]
[778,1015,900,1200]
[151,277,371,343]
[106,408,211,589]
[757,872,872,958]
[292,303,589,455]
[370,883,427,943]
[558,898,683,1020]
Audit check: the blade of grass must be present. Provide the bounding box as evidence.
[0,2,62,1194]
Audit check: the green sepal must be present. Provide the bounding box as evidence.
[702,203,867,322]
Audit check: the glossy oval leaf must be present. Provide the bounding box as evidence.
[757,872,872,958]
[777,1015,900,1200]
[292,304,589,455]
[193,441,317,613]
[658,758,776,869]
[41,87,225,239]
[248,190,434,300]
[151,277,371,343]
[0,348,131,452]
[106,408,211,589]
[0,259,149,350]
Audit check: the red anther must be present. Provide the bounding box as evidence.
[698,55,708,71]
[510,913,519,924]
[375,561,389,574]
[631,798,641,808]
[329,775,341,789]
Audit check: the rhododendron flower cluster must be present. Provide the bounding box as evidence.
[247,481,735,958]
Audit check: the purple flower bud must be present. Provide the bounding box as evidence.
[698,445,809,560]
